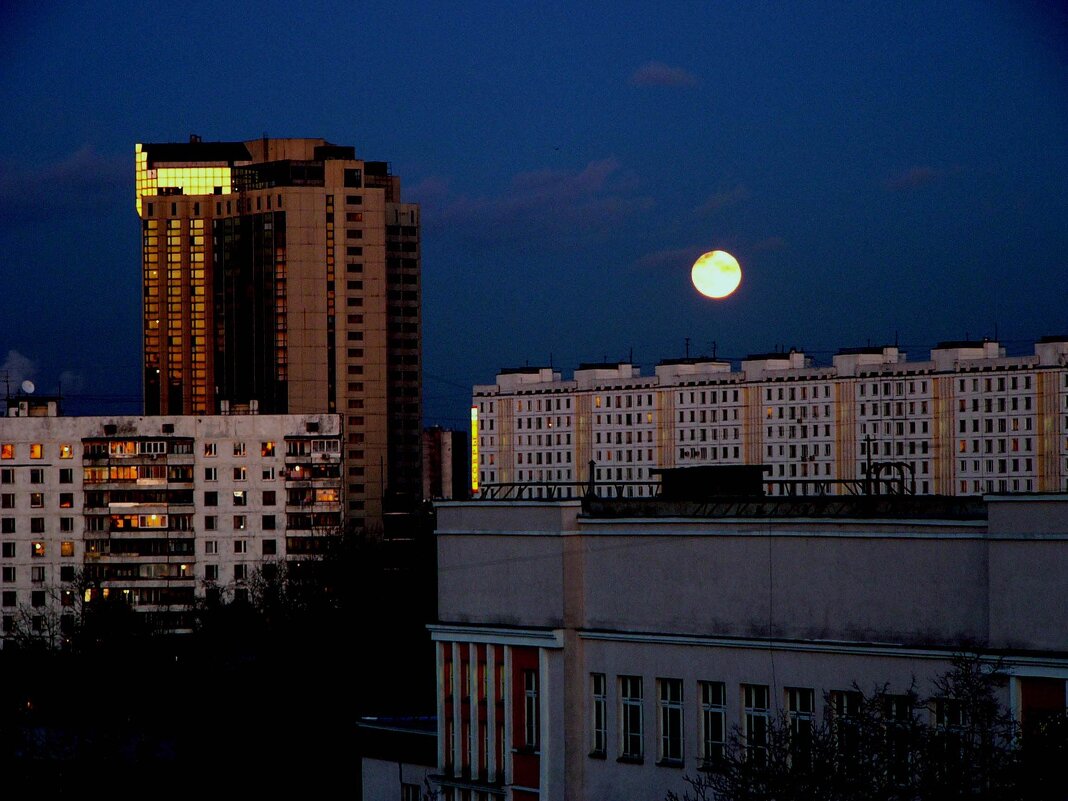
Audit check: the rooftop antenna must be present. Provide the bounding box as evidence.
[685,337,691,358]
[628,346,633,364]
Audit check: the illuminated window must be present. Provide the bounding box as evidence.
[261,441,275,457]
[60,541,74,557]
[32,541,45,558]
[233,491,247,507]
[29,444,42,459]
[233,442,246,457]
[30,493,43,508]
[233,515,246,530]
[59,493,73,508]
[204,442,217,457]
[59,444,73,459]
[0,444,12,459]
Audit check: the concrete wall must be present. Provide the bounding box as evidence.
[361,757,431,801]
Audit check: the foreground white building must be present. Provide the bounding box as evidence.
[471,337,1068,498]
[0,403,341,634]
[430,488,1068,800]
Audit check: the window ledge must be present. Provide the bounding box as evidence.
[616,755,644,765]
[656,758,685,768]
[588,750,606,760]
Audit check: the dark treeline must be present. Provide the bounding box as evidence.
[0,513,438,796]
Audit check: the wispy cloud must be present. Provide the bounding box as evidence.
[0,145,128,217]
[885,165,943,191]
[694,185,751,216]
[418,158,654,246]
[1,350,38,390]
[632,246,703,271]
[629,61,698,88]
[752,236,787,253]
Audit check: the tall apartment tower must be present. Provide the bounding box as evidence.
[135,136,422,525]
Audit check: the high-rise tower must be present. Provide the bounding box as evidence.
[136,136,422,526]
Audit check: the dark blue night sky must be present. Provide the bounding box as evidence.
[1,2,1065,427]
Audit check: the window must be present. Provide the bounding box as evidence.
[1,444,13,459]
[205,564,218,581]
[59,468,73,483]
[1,567,13,582]
[31,566,45,583]
[700,681,726,763]
[1,591,15,607]
[204,467,217,481]
[30,492,43,508]
[523,669,539,749]
[261,441,275,457]
[31,590,46,607]
[591,673,607,756]
[1,493,12,509]
[204,491,218,506]
[263,490,276,506]
[620,675,644,760]
[401,784,420,801]
[262,467,276,480]
[232,466,247,481]
[59,492,74,508]
[262,539,277,556]
[204,442,217,457]
[0,468,11,484]
[30,469,43,484]
[233,442,246,457]
[263,514,276,530]
[204,515,217,531]
[30,443,42,459]
[233,491,247,506]
[60,517,73,532]
[657,678,684,765]
[0,518,13,534]
[786,687,814,765]
[234,540,247,554]
[743,684,769,764]
[60,541,74,557]
[1,543,14,558]
[233,563,247,581]
[233,515,246,530]
[30,518,44,534]
[205,540,218,555]
[59,444,73,459]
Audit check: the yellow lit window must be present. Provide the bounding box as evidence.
[59,444,73,459]
[0,444,12,459]
[29,444,43,459]
[261,441,275,457]
[61,541,74,557]
[315,489,339,503]
[32,542,45,558]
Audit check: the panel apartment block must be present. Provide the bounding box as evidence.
[471,338,1068,498]
[0,411,341,635]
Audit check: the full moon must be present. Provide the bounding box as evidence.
[691,250,742,299]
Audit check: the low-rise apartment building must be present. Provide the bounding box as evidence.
[430,487,1068,800]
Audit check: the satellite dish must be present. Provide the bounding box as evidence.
[21,380,35,394]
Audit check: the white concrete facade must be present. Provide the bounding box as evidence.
[471,338,1068,499]
[0,412,341,635]
[432,494,1068,800]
